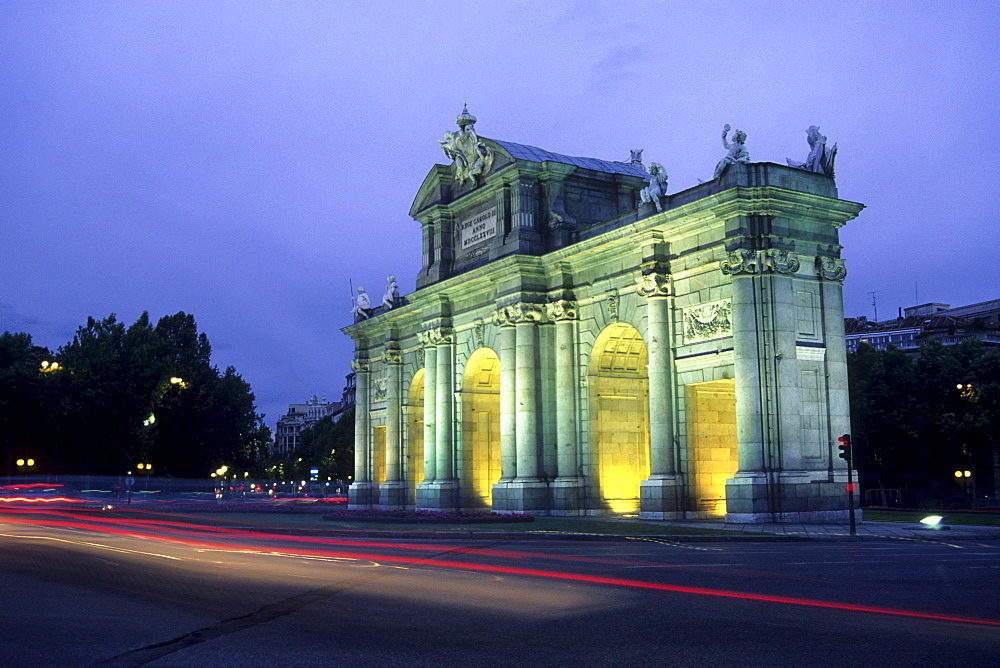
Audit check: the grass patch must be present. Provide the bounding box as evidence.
[863,508,1000,527]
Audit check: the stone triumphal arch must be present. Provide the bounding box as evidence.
[344,109,863,522]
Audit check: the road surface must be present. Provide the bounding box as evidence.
[1,508,998,665]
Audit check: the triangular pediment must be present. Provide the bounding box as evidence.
[409,164,453,218]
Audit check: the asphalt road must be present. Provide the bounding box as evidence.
[1,510,999,666]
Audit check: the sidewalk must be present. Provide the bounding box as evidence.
[646,518,1000,542]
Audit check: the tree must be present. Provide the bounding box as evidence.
[269,409,354,484]
[848,340,999,506]
[2,311,270,477]
[0,332,55,474]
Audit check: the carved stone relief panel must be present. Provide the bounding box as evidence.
[683,299,733,344]
[372,377,388,401]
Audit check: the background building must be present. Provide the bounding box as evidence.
[273,395,338,455]
[845,299,1000,353]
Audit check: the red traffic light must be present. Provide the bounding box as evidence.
[837,434,852,462]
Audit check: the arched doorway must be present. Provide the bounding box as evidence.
[589,323,650,513]
[461,348,501,509]
[406,369,425,506]
[687,379,737,517]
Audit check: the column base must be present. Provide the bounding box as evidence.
[550,477,584,516]
[492,479,550,514]
[725,471,860,524]
[415,480,459,511]
[348,481,376,509]
[639,476,686,520]
[378,481,408,510]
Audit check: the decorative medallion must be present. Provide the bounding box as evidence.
[683,299,733,344]
[372,377,388,401]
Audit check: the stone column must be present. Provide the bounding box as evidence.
[636,273,675,476]
[493,303,547,512]
[635,273,683,519]
[514,307,542,481]
[495,315,517,481]
[721,247,812,523]
[724,250,767,474]
[419,333,437,484]
[348,357,373,508]
[380,348,405,508]
[432,327,456,483]
[547,299,582,514]
[547,300,578,479]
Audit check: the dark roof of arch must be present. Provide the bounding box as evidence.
[490,139,649,178]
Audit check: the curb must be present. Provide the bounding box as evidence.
[226,525,1000,542]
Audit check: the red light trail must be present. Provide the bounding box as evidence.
[2,508,998,629]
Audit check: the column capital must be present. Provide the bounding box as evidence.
[545,299,577,321]
[381,348,402,365]
[350,358,370,373]
[816,256,847,282]
[418,327,454,346]
[635,272,671,298]
[494,303,545,327]
[720,248,800,275]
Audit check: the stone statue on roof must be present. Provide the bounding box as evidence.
[629,149,644,166]
[439,105,494,188]
[787,125,837,178]
[714,124,749,179]
[350,286,371,321]
[639,162,668,212]
[381,275,399,309]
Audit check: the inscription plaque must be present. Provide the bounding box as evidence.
[459,207,498,249]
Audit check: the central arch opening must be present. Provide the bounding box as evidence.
[589,322,650,514]
[405,369,425,507]
[461,347,501,509]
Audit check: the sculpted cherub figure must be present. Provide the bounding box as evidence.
[714,124,749,179]
[639,162,668,212]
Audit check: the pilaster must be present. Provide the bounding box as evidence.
[547,299,581,514]
[379,347,406,509]
[348,356,374,508]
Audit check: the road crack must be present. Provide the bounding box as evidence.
[93,570,385,667]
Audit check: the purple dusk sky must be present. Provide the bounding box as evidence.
[3,1,998,428]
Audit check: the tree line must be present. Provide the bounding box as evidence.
[848,339,999,506]
[1,312,271,478]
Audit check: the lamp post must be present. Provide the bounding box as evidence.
[954,469,974,507]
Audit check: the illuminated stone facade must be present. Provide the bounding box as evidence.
[343,113,864,522]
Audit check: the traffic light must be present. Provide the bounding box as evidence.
[837,434,852,463]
